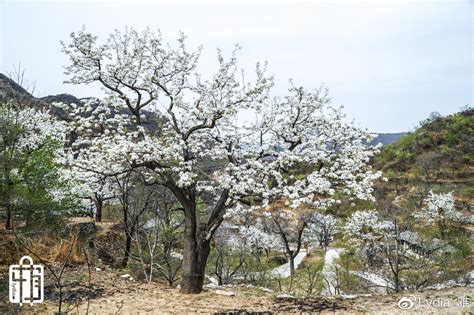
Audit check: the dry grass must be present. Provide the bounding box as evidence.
[27,233,86,265]
[53,236,86,265]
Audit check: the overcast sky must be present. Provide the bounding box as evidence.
[0,0,472,132]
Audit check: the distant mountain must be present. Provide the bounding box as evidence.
[0,73,160,131]
[0,73,33,99]
[370,133,406,146]
[40,93,82,106]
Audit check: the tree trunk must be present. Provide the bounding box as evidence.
[394,272,400,293]
[289,252,295,277]
[180,215,210,294]
[121,202,131,268]
[169,185,228,294]
[393,237,400,293]
[5,204,11,230]
[4,172,12,230]
[216,249,224,286]
[180,238,210,293]
[122,231,132,267]
[94,198,103,222]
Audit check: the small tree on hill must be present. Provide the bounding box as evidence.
[416,191,461,239]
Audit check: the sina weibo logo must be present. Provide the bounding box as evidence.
[9,256,44,306]
[398,296,416,310]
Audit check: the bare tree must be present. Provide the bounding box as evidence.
[14,230,82,314]
[306,213,337,251]
[266,208,311,277]
[132,187,183,285]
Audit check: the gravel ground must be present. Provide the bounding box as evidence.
[1,266,472,314]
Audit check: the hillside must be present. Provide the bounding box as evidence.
[375,108,473,181]
[0,74,162,132]
[0,73,31,97]
[373,107,473,218]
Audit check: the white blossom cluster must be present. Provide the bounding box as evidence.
[1,103,66,152]
[344,210,393,243]
[233,225,278,250]
[221,204,279,250]
[417,191,461,223]
[304,212,338,245]
[58,27,382,232]
[0,98,71,204]
[59,166,118,211]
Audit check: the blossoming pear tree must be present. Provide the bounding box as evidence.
[305,212,338,251]
[418,191,460,223]
[1,80,66,229]
[211,205,278,284]
[59,166,117,221]
[60,27,381,293]
[417,191,461,238]
[344,209,393,267]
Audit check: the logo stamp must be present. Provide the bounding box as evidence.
[398,296,416,310]
[9,256,44,306]
[397,295,470,310]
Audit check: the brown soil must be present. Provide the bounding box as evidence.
[1,266,472,314]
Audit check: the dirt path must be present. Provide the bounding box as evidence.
[270,249,308,278]
[322,248,343,295]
